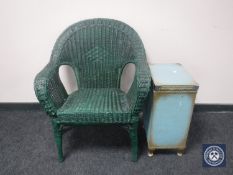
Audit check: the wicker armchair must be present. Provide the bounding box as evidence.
[34,18,151,162]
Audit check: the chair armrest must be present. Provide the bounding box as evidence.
[127,60,151,115]
[34,63,68,117]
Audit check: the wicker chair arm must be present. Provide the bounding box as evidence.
[127,60,151,114]
[34,63,68,117]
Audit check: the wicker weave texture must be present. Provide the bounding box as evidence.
[34,18,151,161]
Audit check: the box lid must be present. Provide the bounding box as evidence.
[149,63,199,91]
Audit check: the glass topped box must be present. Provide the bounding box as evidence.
[144,63,199,156]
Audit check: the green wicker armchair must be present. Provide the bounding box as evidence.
[34,18,151,162]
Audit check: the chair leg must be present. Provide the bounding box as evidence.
[129,122,138,162]
[52,121,63,162]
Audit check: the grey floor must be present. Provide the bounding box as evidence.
[0,109,232,175]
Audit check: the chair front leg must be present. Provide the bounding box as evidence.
[52,121,63,162]
[129,122,139,162]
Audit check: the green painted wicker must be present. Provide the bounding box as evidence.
[34,18,151,162]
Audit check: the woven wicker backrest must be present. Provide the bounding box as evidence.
[50,18,145,88]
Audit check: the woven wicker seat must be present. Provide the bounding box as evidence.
[57,88,130,121]
[34,18,151,162]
